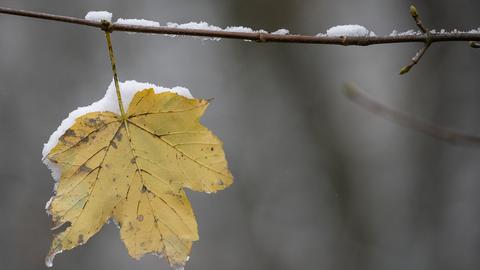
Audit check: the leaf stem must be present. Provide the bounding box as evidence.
[103,21,127,119]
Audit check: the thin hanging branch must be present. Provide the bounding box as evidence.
[1,6,479,46]
[343,84,480,146]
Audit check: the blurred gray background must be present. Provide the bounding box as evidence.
[1,0,480,269]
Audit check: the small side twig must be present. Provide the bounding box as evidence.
[410,5,428,33]
[399,43,432,74]
[400,5,432,75]
[343,83,480,146]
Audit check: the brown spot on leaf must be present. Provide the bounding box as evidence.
[77,234,84,244]
[211,147,214,151]
[79,165,90,173]
[111,141,117,149]
[86,118,97,126]
[85,117,105,127]
[137,215,144,222]
[59,135,69,144]
[65,129,76,137]
[131,157,136,164]
[115,131,123,141]
[141,185,147,193]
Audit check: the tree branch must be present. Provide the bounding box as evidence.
[343,84,480,146]
[1,6,480,46]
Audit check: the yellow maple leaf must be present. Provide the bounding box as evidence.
[44,88,233,268]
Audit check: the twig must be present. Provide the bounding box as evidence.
[409,5,428,33]
[1,6,480,46]
[343,83,480,146]
[400,5,433,75]
[399,43,432,74]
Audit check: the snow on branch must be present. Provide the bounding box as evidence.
[0,6,478,45]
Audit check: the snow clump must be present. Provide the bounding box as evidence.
[85,11,113,23]
[326,25,375,37]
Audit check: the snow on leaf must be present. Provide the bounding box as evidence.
[44,88,233,268]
